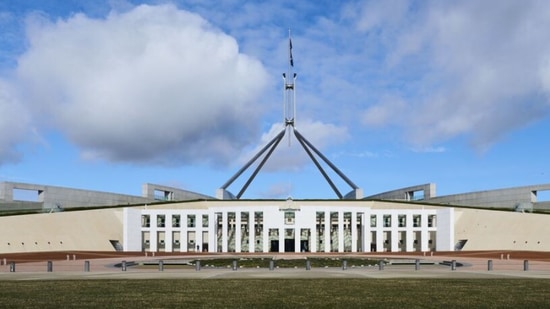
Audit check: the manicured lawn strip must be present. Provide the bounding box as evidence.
[0,279,548,308]
[192,257,382,268]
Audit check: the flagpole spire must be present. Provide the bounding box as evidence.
[217,29,363,200]
[283,29,296,146]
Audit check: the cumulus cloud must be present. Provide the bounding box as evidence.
[355,0,550,150]
[15,4,268,165]
[0,80,30,163]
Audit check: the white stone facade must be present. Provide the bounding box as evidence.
[124,203,454,253]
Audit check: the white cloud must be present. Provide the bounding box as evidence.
[356,0,550,150]
[238,119,349,172]
[361,95,406,127]
[0,80,29,163]
[344,0,410,32]
[15,4,269,165]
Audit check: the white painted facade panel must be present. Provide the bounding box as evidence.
[123,203,453,253]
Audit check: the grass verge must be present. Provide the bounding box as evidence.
[0,279,548,308]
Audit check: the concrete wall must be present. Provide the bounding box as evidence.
[454,208,550,251]
[1,199,549,254]
[0,182,152,210]
[0,200,43,212]
[366,184,436,201]
[0,208,123,253]
[0,181,212,212]
[141,183,212,201]
[426,184,550,210]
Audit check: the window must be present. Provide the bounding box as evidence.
[285,212,295,225]
[398,215,406,228]
[187,214,196,228]
[413,215,421,227]
[141,215,150,228]
[157,215,165,228]
[370,215,377,227]
[383,215,391,228]
[202,214,209,228]
[172,215,180,228]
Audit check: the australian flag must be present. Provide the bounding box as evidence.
[289,38,294,67]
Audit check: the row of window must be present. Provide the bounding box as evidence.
[371,214,436,228]
[142,214,208,228]
[141,213,437,229]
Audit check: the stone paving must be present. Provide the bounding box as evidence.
[1,252,550,280]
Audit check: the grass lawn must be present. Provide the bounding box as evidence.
[0,279,548,308]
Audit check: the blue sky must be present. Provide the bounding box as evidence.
[1,0,550,200]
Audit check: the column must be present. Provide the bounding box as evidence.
[376,214,383,252]
[391,213,399,252]
[222,211,228,253]
[421,213,429,252]
[351,211,357,252]
[406,213,414,252]
[338,211,344,252]
[150,214,158,252]
[235,212,242,253]
[324,211,330,253]
[279,227,284,253]
[196,226,203,253]
[362,213,369,253]
[249,211,255,253]
[262,225,269,253]
[165,224,173,252]
[208,213,216,253]
[295,228,300,253]
[311,222,317,253]
[181,223,188,253]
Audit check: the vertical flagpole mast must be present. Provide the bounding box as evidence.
[284,29,296,146]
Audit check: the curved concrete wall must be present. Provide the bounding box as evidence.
[0,200,549,254]
[454,208,550,251]
[0,209,123,254]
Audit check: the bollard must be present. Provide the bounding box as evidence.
[232,260,238,271]
[306,260,311,271]
[66,254,70,261]
[3,258,6,265]
[121,260,127,271]
[73,255,76,261]
[84,261,90,272]
[524,260,529,271]
[415,259,420,271]
[47,261,53,272]
[500,253,503,260]
[488,260,493,271]
[9,262,15,272]
[378,260,384,271]
[342,260,347,270]
[269,260,275,271]
[159,260,164,272]
[451,260,456,271]
[507,254,510,260]
[195,260,201,271]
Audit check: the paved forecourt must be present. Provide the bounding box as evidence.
[2,252,550,280]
